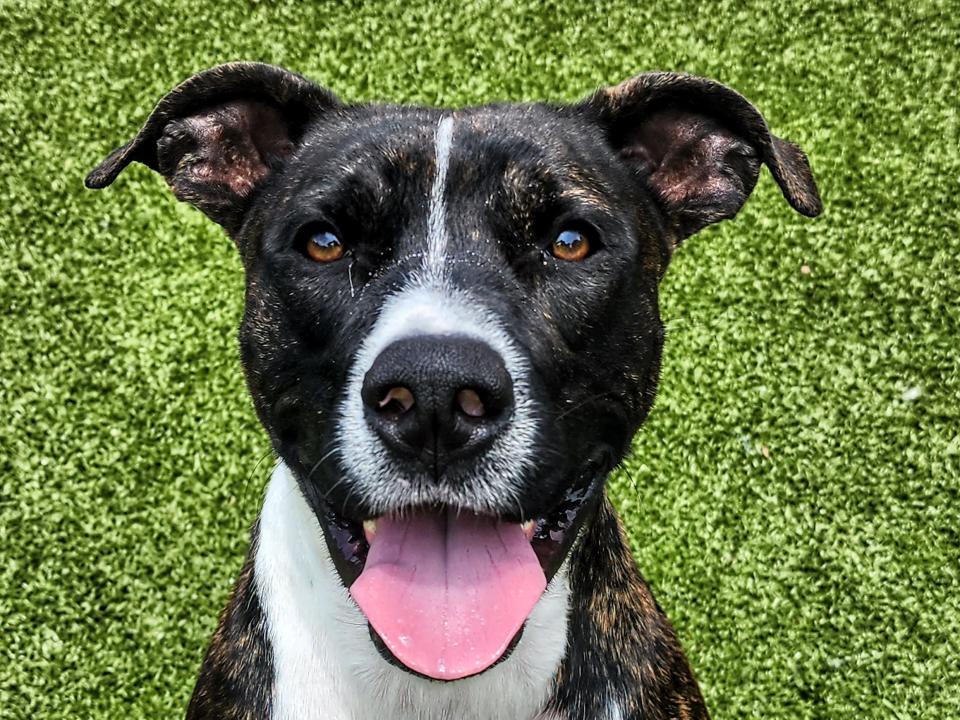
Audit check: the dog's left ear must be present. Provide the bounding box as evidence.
[579,73,822,245]
[85,62,340,235]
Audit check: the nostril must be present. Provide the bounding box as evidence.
[377,386,415,417]
[456,388,486,418]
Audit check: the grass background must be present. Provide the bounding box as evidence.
[2,1,958,717]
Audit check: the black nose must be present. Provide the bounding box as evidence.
[361,335,514,469]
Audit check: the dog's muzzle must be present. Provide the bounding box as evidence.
[324,287,602,682]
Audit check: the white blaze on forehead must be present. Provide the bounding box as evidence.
[425,115,455,280]
[333,116,540,517]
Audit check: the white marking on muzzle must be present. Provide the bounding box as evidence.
[337,284,539,516]
[424,115,455,281]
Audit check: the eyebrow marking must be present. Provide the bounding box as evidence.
[425,115,455,281]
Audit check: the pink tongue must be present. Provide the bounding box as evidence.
[349,510,546,680]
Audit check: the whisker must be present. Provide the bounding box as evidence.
[554,391,615,421]
[235,446,276,533]
[321,474,350,502]
[308,444,341,483]
[505,484,526,522]
[339,487,356,518]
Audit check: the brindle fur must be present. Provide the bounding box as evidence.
[550,496,708,720]
[187,535,273,720]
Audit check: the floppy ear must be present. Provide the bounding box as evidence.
[85,62,340,235]
[580,73,821,244]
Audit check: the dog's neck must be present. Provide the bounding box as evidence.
[254,462,571,720]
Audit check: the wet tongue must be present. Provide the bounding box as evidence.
[349,509,546,681]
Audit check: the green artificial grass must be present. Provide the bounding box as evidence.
[2,1,958,717]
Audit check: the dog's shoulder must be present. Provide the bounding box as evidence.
[549,495,710,720]
[186,539,273,720]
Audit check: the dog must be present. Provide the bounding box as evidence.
[86,62,820,720]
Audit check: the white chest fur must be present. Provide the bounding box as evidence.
[254,463,571,720]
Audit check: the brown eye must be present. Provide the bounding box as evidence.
[305,229,345,263]
[551,229,591,262]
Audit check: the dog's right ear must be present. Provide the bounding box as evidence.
[85,62,340,235]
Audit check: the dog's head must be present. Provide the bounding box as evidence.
[88,62,820,681]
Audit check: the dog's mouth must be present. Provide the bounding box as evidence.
[318,470,602,682]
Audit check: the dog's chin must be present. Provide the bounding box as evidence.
[313,464,605,682]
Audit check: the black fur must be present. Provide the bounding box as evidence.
[87,62,820,719]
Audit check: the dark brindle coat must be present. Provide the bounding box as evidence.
[87,63,820,720]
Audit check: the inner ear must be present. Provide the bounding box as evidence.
[619,107,762,240]
[579,72,821,248]
[86,62,340,237]
[157,100,297,213]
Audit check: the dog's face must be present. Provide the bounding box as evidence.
[88,63,819,682]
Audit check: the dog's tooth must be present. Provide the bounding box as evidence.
[363,519,378,543]
[521,520,536,540]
